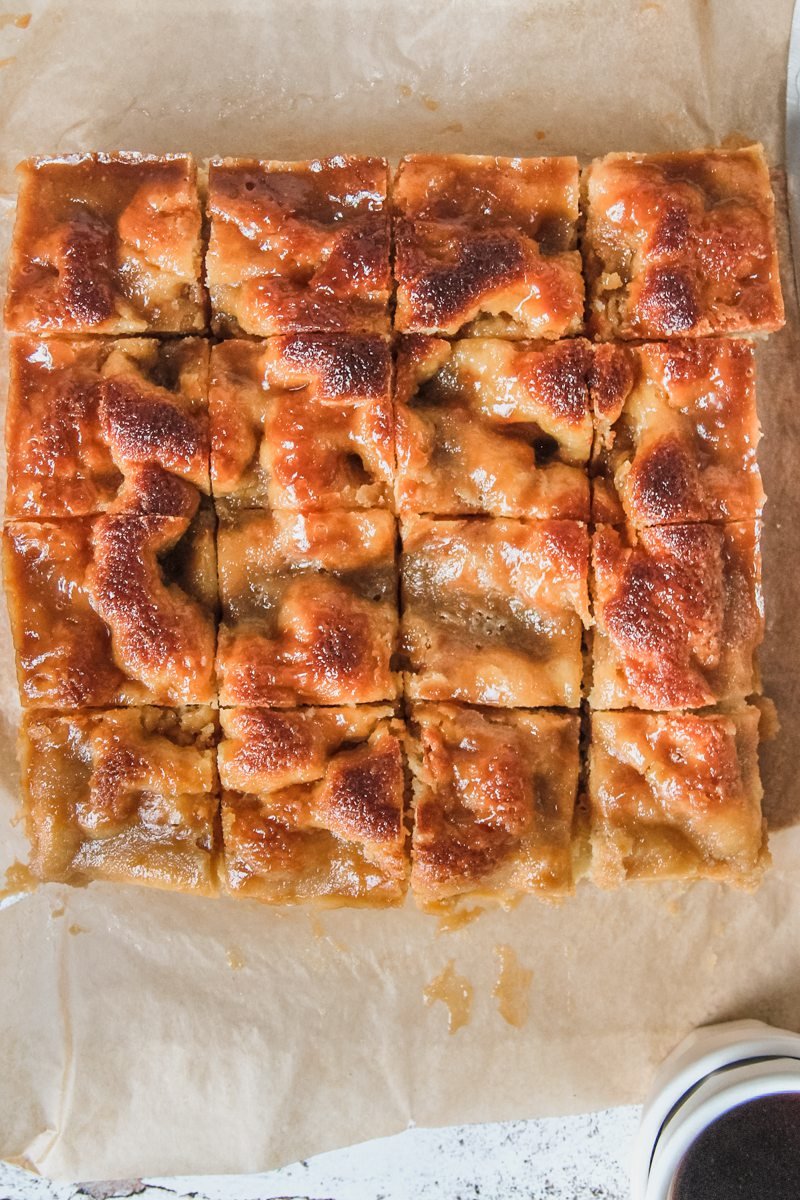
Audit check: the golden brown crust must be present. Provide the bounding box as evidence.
[21,706,219,892]
[393,154,584,338]
[590,522,763,710]
[4,513,217,709]
[591,339,763,527]
[401,515,590,707]
[216,509,399,706]
[206,156,390,336]
[588,708,767,887]
[5,154,205,335]
[6,337,210,518]
[408,703,579,906]
[394,336,592,518]
[210,335,393,510]
[584,145,785,340]
[219,705,407,905]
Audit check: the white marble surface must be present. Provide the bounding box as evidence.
[0,1107,639,1199]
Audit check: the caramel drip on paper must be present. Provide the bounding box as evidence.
[226,946,246,970]
[492,944,533,1029]
[424,960,473,1034]
[436,904,484,934]
[0,860,38,900]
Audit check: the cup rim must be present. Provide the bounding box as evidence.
[644,1060,800,1200]
[631,1020,800,1200]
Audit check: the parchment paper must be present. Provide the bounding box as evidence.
[1,0,800,1181]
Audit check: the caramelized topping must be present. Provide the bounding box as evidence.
[6,337,210,518]
[393,154,584,338]
[219,706,406,905]
[591,338,763,528]
[401,516,589,708]
[590,522,763,710]
[217,510,398,706]
[584,145,784,339]
[589,708,767,887]
[210,335,393,511]
[206,156,390,336]
[409,703,580,906]
[5,154,205,334]
[21,706,219,892]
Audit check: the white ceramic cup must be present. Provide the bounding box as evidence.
[630,1018,800,1200]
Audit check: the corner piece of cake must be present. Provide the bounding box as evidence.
[219,705,407,906]
[206,156,390,336]
[588,708,768,888]
[583,144,784,340]
[5,153,206,335]
[21,706,219,893]
[393,154,584,339]
[408,703,580,909]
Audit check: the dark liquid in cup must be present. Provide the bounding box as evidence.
[672,1093,800,1200]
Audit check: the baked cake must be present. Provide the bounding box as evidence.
[216,509,399,706]
[591,338,764,527]
[5,153,205,335]
[394,335,593,518]
[401,515,590,707]
[210,333,393,511]
[219,705,407,905]
[6,336,210,518]
[583,145,784,340]
[409,703,580,907]
[393,154,584,338]
[590,522,763,710]
[206,156,390,336]
[21,705,219,892]
[4,511,217,708]
[588,707,767,887]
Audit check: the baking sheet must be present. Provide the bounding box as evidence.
[1,0,800,1181]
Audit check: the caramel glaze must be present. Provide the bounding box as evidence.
[588,708,768,887]
[6,337,210,518]
[409,704,580,906]
[5,153,205,334]
[591,522,763,711]
[218,706,408,905]
[210,334,393,511]
[4,511,217,708]
[394,154,584,338]
[207,156,390,336]
[584,146,785,339]
[591,339,763,528]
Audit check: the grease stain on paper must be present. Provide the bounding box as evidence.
[492,944,533,1029]
[226,946,246,971]
[424,960,473,1034]
[308,911,349,954]
[51,902,65,919]
[0,56,17,69]
[68,923,87,936]
[0,13,30,30]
